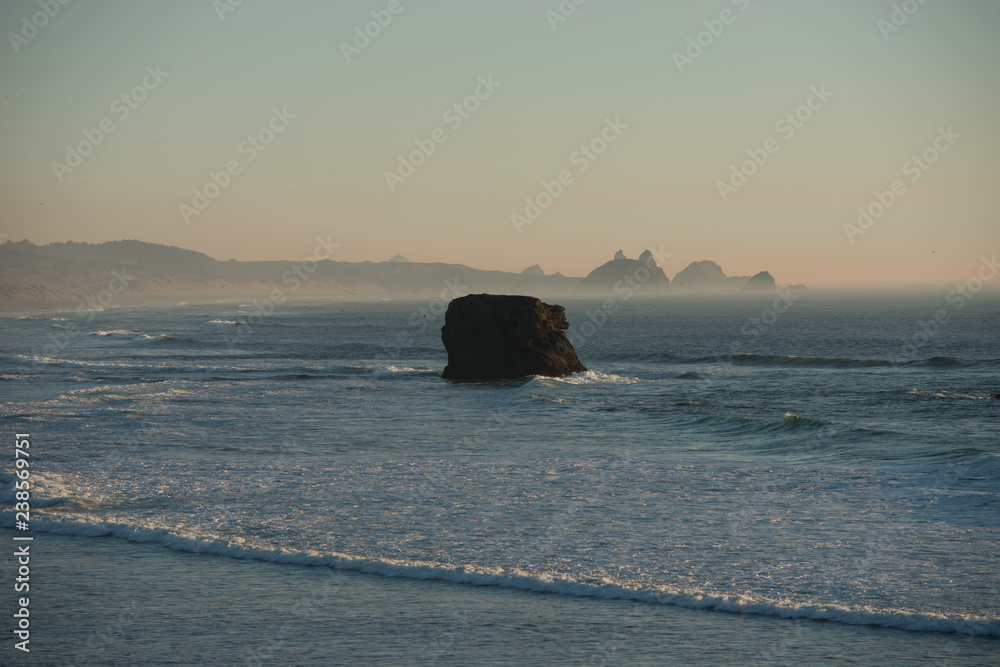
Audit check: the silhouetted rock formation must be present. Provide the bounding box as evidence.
[521,264,544,276]
[577,250,669,294]
[671,260,759,292]
[743,271,777,291]
[387,254,410,263]
[441,294,587,380]
[673,260,727,287]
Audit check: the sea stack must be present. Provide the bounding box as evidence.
[743,271,777,291]
[441,294,587,380]
[577,249,670,294]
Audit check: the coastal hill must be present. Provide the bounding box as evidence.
[0,240,783,307]
[0,240,579,305]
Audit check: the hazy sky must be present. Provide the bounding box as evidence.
[2,0,998,285]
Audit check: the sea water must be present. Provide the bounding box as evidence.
[1,291,998,665]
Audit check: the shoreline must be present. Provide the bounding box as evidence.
[6,527,994,666]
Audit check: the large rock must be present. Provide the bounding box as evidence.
[441,294,587,380]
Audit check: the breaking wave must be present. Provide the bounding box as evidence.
[6,515,997,639]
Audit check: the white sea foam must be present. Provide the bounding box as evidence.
[10,355,156,371]
[547,370,640,385]
[7,354,238,375]
[907,388,987,400]
[89,329,143,336]
[0,471,100,508]
[370,366,439,376]
[130,333,170,344]
[7,514,999,638]
[206,319,242,327]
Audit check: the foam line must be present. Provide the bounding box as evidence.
[9,516,998,638]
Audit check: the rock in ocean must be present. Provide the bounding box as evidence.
[576,249,669,294]
[743,271,777,291]
[441,294,587,380]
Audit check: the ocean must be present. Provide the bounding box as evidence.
[2,290,998,665]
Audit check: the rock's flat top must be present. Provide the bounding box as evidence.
[441,294,587,380]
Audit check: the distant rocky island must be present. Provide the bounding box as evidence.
[577,249,670,294]
[575,250,782,295]
[0,240,789,308]
[743,271,777,292]
[671,260,773,292]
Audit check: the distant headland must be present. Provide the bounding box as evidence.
[0,240,791,309]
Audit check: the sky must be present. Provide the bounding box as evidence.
[1,0,998,286]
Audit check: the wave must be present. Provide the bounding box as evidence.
[916,357,963,367]
[3,355,443,382]
[677,412,832,436]
[89,329,144,336]
[130,334,173,344]
[605,351,679,364]
[637,354,976,369]
[7,515,998,638]
[369,365,440,377]
[5,355,179,372]
[4,354,255,376]
[604,352,891,368]
[281,365,440,378]
[206,319,243,327]
[777,412,833,430]
[907,388,995,400]
[0,471,100,508]
[87,330,174,344]
[688,354,896,369]
[540,370,640,385]
[272,366,443,382]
